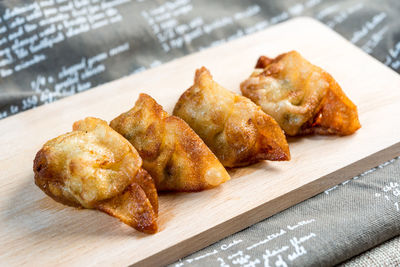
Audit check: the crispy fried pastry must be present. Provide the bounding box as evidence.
[240,51,361,136]
[33,117,158,234]
[110,93,230,191]
[173,67,290,167]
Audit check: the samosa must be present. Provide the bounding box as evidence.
[173,67,290,167]
[110,93,230,191]
[240,51,361,136]
[33,117,158,234]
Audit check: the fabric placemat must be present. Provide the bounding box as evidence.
[341,235,400,266]
[170,157,400,266]
[1,0,399,118]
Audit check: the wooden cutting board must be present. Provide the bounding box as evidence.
[1,17,400,266]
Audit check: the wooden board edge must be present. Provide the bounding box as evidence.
[131,141,400,267]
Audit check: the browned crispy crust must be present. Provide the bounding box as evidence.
[132,168,158,215]
[34,147,82,208]
[33,117,158,234]
[299,74,361,135]
[241,51,361,136]
[96,177,157,234]
[110,93,230,191]
[173,67,290,167]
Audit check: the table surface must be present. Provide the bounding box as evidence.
[1,0,400,266]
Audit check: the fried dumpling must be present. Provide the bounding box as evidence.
[240,51,361,136]
[173,67,290,168]
[33,117,158,234]
[110,93,230,191]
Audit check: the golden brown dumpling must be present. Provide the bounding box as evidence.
[173,67,290,167]
[240,51,361,136]
[33,117,158,234]
[110,93,230,191]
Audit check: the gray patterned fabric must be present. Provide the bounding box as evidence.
[1,0,400,119]
[341,236,400,267]
[170,157,400,267]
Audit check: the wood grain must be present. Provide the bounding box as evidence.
[1,17,400,267]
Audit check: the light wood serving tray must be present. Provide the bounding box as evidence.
[1,17,400,266]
